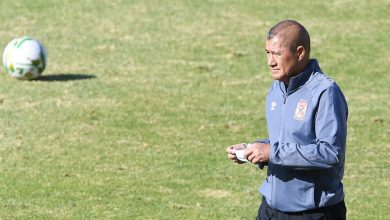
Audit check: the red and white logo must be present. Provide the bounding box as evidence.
[294,99,308,120]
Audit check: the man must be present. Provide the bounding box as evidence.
[226,20,348,220]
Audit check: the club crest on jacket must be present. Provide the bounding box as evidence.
[294,99,308,120]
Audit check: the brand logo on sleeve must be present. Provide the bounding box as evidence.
[271,101,277,110]
[294,99,308,120]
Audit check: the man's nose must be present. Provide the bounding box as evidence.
[268,55,276,66]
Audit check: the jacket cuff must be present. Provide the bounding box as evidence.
[252,139,270,144]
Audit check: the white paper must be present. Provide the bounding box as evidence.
[235,149,248,162]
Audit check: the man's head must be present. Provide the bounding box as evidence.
[265,20,311,84]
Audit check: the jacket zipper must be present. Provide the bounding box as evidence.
[271,88,287,208]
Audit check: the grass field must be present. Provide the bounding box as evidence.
[0,0,389,219]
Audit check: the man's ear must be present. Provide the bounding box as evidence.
[297,46,306,61]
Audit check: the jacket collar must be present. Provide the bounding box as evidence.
[279,59,321,94]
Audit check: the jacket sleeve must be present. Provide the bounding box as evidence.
[270,85,348,169]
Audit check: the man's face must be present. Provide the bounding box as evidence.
[265,36,299,84]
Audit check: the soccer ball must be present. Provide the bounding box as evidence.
[3,36,47,80]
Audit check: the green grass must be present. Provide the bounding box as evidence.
[0,0,389,219]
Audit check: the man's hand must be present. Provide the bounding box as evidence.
[226,143,247,164]
[245,143,270,164]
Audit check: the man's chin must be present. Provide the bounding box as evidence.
[271,74,281,81]
[271,74,288,83]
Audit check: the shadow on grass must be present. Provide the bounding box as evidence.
[34,73,96,82]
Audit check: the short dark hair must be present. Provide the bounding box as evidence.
[266,20,311,54]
